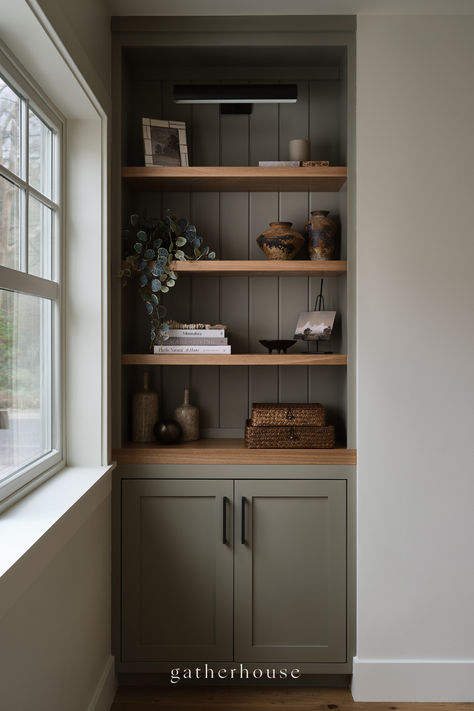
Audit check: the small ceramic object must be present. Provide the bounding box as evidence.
[154,419,182,444]
[259,339,296,354]
[306,210,340,261]
[132,371,159,442]
[289,138,310,162]
[257,222,305,260]
[173,388,199,441]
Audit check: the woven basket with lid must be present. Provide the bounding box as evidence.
[251,402,326,427]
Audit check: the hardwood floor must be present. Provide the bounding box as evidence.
[110,686,474,710]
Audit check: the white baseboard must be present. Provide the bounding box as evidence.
[86,655,117,711]
[352,657,474,702]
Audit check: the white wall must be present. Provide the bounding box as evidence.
[0,498,113,711]
[34,0,111,112]
[353,14,474,701]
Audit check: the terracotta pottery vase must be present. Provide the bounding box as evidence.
[256,221,305,260]
[306,210,340,261]
[173,388,199,442]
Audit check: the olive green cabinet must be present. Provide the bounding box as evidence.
[121,478,346,664]
[121,479,234,662]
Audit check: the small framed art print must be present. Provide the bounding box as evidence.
[142,118,189,167]
[294,310,336,341]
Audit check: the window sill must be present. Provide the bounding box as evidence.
[0,463,115,620]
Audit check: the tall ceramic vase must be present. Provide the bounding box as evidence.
[132,371,159,442]
[307,210,340,260]
[173,388,199,442]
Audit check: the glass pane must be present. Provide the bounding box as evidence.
[0,175,21,270]
[0,290,52,485]
[0,76,21,176]
[28,195,52,278]
[29,110,52,199]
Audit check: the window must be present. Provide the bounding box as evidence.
[0,55,62,502]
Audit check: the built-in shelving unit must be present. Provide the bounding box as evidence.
[122,165,347,192]
[123,353,347,366]
[112,440,357,465]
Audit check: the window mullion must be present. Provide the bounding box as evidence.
[21,96,28,273]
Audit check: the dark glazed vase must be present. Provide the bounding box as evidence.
[257,222,305,260]
[307,211,340,261]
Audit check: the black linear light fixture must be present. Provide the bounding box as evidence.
[173,84,298,104]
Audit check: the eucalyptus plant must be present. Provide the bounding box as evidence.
[120,211,215,348]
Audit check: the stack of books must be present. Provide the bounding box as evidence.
[154,324,230,354]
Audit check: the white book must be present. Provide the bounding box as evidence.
[154,345,231,354]
[258,160,301,167]
[165,337,228,346]
[166,328,226,338]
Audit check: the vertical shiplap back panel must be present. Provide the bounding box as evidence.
[310,80,342,165]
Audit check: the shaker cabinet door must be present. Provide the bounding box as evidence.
[121,479,233,662]
[234,479,346,663]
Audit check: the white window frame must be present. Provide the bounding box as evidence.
[0,45,64,504]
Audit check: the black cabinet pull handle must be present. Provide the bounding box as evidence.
[241,496,247,544]
[222,496,228,544]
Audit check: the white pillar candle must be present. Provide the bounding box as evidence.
[289,138,310,162]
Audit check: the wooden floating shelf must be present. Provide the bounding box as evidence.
[122,166,347,192]
[169,259,347,277]
[113,440,357,466]
[122,354,347,366]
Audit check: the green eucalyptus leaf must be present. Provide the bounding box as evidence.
[166,279,175,288]
[175,235,187,247]
[194,246,201,258]
[150,293,159,305]
[137,230,147,242]
[160,285,169,293]
[130,214,140,227]
[159,274,167,282]
[208,251,216,260]
[145,302,153,314]
[201,245,210,256]
[175,249,185,260]
[134,242,143,254]
[169,270,177,279]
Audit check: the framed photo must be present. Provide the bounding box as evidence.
[142,118,189,167]
[294,310,336,341]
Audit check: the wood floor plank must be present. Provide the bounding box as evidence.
[110,686,474,710]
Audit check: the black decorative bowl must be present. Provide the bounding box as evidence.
[259,339,297,354]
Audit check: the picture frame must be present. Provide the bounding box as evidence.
[142,118,189,167]
[294,310,336,341]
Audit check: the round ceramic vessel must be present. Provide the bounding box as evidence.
[306,210,339,261]
[256,222,305,260]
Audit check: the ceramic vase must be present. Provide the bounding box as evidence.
[256,222,305,260]
[132,371,159,442]
[306,210,340,261]
[173,388,199,441]
[154,419,182,444]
